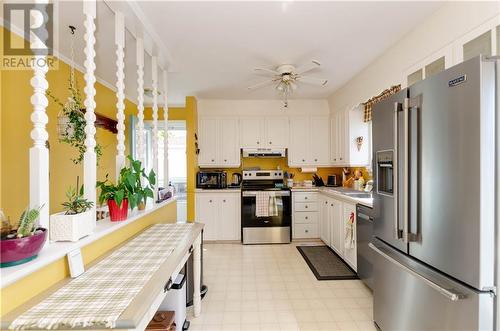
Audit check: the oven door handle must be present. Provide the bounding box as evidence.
[242,191,290,197]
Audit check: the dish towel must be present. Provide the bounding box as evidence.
[268,192,278,217]
[256,191,270,217]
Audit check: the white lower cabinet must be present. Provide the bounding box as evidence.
[195,192,241,241]
[319,193,357,271]
[292,192,319,239]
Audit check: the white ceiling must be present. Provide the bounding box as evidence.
[47,1,443,106]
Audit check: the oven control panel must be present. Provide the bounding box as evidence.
[242,170,283,180]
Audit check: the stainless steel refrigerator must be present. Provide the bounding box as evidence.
[371,55,498,330]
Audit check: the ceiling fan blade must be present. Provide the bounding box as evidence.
[295,60,321,75]
[254,67,279,76]
[247,79,275,90]
[298,75,328,86]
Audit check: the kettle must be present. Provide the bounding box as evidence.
[231,173,242,186]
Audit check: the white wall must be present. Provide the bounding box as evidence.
[328,1,500,113]
[198,99,329,117]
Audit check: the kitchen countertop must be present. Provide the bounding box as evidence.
[291,186,373,207]
[195,188,241,193]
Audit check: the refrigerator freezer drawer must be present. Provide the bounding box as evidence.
[371,241,493,331]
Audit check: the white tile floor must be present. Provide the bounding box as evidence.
[187,243,375,331]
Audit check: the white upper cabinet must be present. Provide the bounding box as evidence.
[240,118,264,148]
[289,115,329,167]
[198,117,240,168]
[331,106,369,167]
[240,117,289,148]
[220,118,240,166]
[198,118,218,166]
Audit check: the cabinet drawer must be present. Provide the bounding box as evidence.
[294,223,319,239]
[294,212,318,224]
[295,202,318,212]
[294,192,318,202]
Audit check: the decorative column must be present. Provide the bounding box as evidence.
[162,70,169,188]
[83,0,97,223]
[151,56,159,201]
[115,12,125,179]
[136,38,145,166]
[29,0,50,228]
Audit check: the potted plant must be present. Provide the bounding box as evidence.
[96,175,128,222]
[125,156,156,211]
[0,206,47,267]
[49,178,94,242]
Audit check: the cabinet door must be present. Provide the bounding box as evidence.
[289,117,310,166]
[220,118,240,167]
[265,117,289,148]
[240,118,264,148]
[337,110,347,165]
[310,116,330,165]
[330,198,344,257]
[343,202,357,270]
[217,194,240,240]
[195,194,217,240]
[330,115,338,164]
[198,118,218,166]
[319,196,330,246]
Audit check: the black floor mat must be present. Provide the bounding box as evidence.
[297,245,358,280]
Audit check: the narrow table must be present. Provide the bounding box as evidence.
[1,223,204,330]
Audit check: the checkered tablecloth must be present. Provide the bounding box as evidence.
[9,223,194,330]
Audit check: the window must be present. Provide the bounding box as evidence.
[463,30,492,61]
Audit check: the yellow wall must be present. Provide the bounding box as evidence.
[0,27,179,316]
[0,202,177,316]
[143,96,198,222]
[1,26,135,222]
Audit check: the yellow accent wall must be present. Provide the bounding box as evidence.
[143,96,198,222]
[0,202,177,316]
[1,26,136,222]
[0,27,179,316]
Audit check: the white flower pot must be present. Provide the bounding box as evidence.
[49,210,94,242]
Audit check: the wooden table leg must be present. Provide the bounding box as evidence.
[193,234,202,317]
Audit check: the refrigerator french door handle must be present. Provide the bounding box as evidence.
[407,96,422,243]
[369,243,466,302]
[403,98,410,244]
[393,102,403,240]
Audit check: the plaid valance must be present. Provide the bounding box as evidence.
[363,84,401,122]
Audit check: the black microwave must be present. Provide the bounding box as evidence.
[196,171,227,189]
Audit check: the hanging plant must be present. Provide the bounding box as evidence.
[46,26,102,165]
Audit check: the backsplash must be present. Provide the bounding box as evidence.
[199,157,371,185]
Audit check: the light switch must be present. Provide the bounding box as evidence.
[67,249,85,278]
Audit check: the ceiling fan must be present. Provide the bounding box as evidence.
[248,60,328,107]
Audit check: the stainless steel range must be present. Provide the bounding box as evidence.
[241,170,291,244]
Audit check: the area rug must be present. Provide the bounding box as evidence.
[297,245,358,280]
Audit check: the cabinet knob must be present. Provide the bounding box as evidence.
[223,199,226,202]
[334,158,337,161]
[257,141,260,145]
[302,159,305,162]
[331,204,334,206]
[269,141,272,145]
[305,197,308,200]
[314,159,318,162]
[340,157,343,160]
[211,159,215,162]
[305,216,308,220]
[305,230,309,233]
[224,159,227,162]
[305,205,308,209]
[209,200,213,203]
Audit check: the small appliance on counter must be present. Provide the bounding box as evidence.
[228,173,242,188]
[326,175,340,187]
[196,170,227,189]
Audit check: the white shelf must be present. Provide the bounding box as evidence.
[0,197,177,288]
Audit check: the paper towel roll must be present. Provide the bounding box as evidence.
[300,167,318,173]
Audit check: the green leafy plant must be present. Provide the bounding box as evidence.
[96,174,127,208]
[46,70,102,164]
[123,156,156,209]
[96,156,156,210]
[17,206,43,238]
[62,178,94,215]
